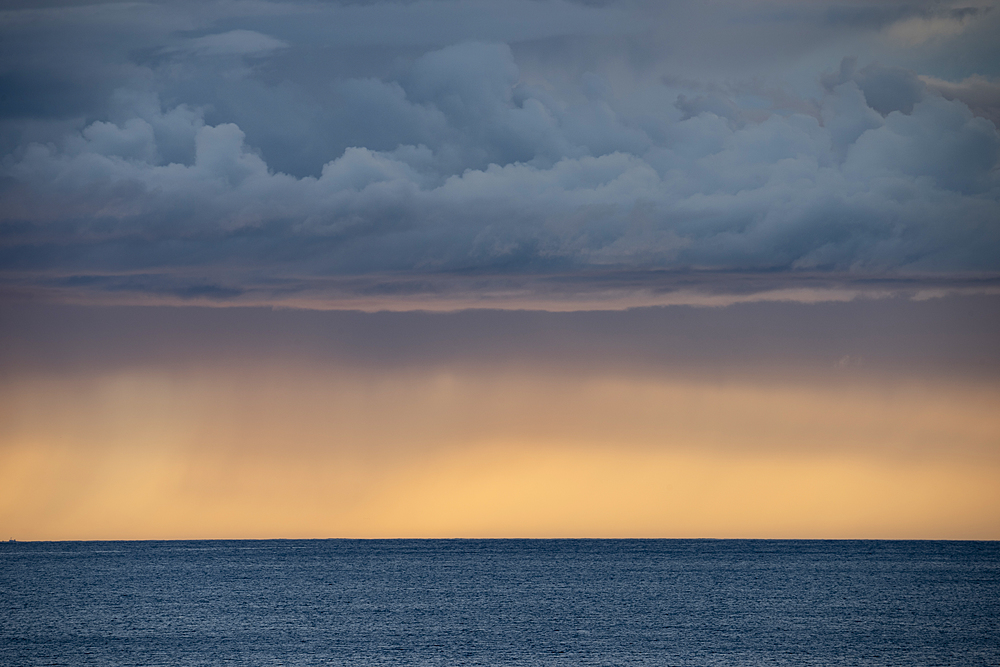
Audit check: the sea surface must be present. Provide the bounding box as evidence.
[1,539,998,666]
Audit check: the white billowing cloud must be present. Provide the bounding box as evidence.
[844,95,1000,193]
[193,123,269,187]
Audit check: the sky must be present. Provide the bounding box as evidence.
[1,0,999,539]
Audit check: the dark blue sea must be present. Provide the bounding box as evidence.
[2,540,998,666]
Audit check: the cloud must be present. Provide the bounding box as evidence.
[164,30,289,57]
[885,10,981,45]
[822,57,926,116]
[1,2,999,309]
[3,297,1000,539]
[921,74,1000,127]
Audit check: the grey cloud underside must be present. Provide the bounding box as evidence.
[4,296,1000,383]
[1,0,999,308]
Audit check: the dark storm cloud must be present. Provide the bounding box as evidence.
[1,0,999,308]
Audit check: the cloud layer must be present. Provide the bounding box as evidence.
[3,299,999,539]
[1,0,999,308]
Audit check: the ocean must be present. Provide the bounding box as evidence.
[2,539,998,666]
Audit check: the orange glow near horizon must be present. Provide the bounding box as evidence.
[1,366,999,540]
